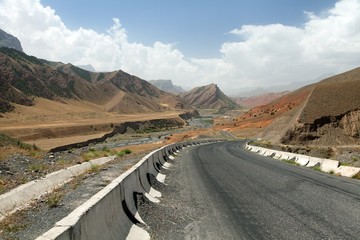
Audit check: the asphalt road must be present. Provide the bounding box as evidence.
[141,140,360,239]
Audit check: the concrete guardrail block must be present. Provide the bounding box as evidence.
[334,166,360,177]
[320,159,340,173]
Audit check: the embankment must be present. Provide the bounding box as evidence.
[49,117,184,152]
[35,139,223,240]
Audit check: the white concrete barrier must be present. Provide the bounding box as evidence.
[306,157,323,167]
[245,142,357,177]
[280,152,297,161]
[272,151,283,159]
[295,155,310,166]
[35,139,223,240]
[67,162,92,175]
[320,159,340,173]
[334,166,360,178]
[0,156,118,222]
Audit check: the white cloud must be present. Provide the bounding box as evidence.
[0,0,360,95]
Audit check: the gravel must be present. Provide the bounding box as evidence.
[0,154,142,240]
[138,149,204,240]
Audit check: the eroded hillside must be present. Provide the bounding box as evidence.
[227,67,360,146]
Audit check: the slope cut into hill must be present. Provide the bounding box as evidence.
[230,67,360,146]
[180,83,239,112]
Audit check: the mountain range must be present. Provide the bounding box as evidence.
[0,47,188,114]
[234,91,290,108]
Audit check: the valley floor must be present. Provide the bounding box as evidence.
[0,98,185,150]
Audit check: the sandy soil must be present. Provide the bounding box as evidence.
[0,98,185,150]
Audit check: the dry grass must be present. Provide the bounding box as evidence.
[0,97,185,150]
[44,190,64,208]
[0,209,28,235]
[352,172,360,180]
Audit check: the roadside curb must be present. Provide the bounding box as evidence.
[0,156,116,220]
[245,143,360,178]
[33,139,224,240]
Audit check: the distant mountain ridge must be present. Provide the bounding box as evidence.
[77,64,96,72]
[180,83,239,112]
[149,80,185,94]
[0,47,189,114]
[231,74,332,97]
[0,29,23,52]
[234,91,290,108]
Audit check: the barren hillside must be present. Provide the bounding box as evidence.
[227,67,360,146]
[180,83,239,112]
[234,91,290,108]
[0,47,188,114]
[0,47,194,149]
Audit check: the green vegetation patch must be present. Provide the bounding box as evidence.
[116,149,132,157]
[82,147,132,161]
[312,165,322,172]
[0,133,38,150]
[281,159,300,166]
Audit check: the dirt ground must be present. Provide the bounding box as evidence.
[0,98,186,150]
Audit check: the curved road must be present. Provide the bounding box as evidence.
[141,140,360,239]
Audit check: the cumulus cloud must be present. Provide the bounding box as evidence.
[0,0,360,94]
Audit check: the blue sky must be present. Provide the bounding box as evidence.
[1,0,359,94]
[41,0,336,58]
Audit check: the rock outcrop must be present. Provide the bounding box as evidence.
[0,29,23,52]
[149,80,185,94]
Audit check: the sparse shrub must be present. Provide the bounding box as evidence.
[45,191,63,208]
[82,151,95,161]
[282,159,300,166]
[123,149,132,154]
[352,172,360,180]
[102,146,110,152]
[265,141,272,148]
[117,151,125,157]
[89,164,100,173]
[1,219,27,233]
[122,164,133,171]
[312,166,321,172]
[117,149,132,157]
[29,163,46,172]
[0,177,4,193]
[57,159,68,166]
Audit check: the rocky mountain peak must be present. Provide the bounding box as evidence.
[180,83,239,112]
[149,79,185,94]
[0,29,23,52]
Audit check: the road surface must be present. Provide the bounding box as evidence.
[140,140,360,239]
